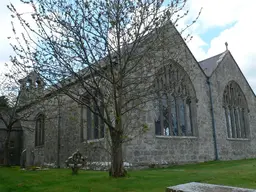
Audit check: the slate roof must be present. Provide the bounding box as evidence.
[198,51,229,77]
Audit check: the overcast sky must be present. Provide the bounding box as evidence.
[0,0,256,93]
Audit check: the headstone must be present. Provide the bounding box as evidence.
[30,150,35,166]
[20,149,26,169]
[166,182,256,192]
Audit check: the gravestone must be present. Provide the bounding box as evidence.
[166,182,256,192]
[30,150,35,166]
[20,149,26,169]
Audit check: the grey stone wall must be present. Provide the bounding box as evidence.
[209,52,256,160]
[20,95,108,167]
[19,24,256,168]
[123,32,216,165]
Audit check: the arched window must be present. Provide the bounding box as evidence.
[81,93,104,141]
[155,62,197,137]
[35,114,45,146]
[223,81,249,138]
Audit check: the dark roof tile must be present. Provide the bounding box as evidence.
[199,51,228,77]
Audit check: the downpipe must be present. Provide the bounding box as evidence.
[207,78,219,161]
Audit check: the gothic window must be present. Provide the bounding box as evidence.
[35,114,45,146]
[223,81,249,139]
[155,63,197,137]
[81,94,104,141]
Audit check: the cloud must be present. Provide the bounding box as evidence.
[0,0,35,86]
[0,0,255,93]
[185,0,256,93]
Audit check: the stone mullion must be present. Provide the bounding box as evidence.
[240,108,245,138]
[100,101,105,139]
[189,101,193,136]
[235,107,241,138]
[228,85,231,106]
[243,109,249,138]
[234,108,238,138]
[224,106,231,138]
[87,105,92,140]
[159,96,164,136]
[234,89,241,138]
[239,108,244,138]
[93,98,100,139]
[91,103,95,139]
[184,98,188,136]
[189,99,196,136]
[230,107,236,138]
[80,106,88,142]
[93,101,99,139]
[84,106,88,141]
[176,97,181,136]
[168,94,173,136]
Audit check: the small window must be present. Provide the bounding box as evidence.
[35,114,45,146]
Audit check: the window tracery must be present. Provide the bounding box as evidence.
[155,63,197,137]
[223,81,249,138]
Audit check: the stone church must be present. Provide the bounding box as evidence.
[17,23,256,168]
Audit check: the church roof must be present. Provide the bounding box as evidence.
[198,51,229,77]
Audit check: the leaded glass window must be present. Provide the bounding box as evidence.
[81,94,104,141]
[155,63,197,137]
[223,81,249,139]
[35,114,45,146]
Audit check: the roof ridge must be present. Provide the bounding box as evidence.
[216,51,229,64]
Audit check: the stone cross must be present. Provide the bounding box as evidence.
[65,150,86,174]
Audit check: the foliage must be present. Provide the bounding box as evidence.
[1,159,256,191]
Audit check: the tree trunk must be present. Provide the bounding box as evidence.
[109,131,126,177]
[3,130,11,166]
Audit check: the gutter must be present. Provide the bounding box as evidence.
[207,77,219,161]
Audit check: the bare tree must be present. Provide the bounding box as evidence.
[8,0,201,177]
[0,77,71,167]
[0,92,27,166]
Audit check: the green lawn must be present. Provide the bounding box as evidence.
[1,159,256,192]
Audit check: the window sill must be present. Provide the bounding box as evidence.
[35,145,44,148]
[156,135,197,139]
[83,138,104,144]
[227,138,250,141]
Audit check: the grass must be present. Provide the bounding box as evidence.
[1,159,256,192]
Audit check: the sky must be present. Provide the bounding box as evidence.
[0,0,256,93]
